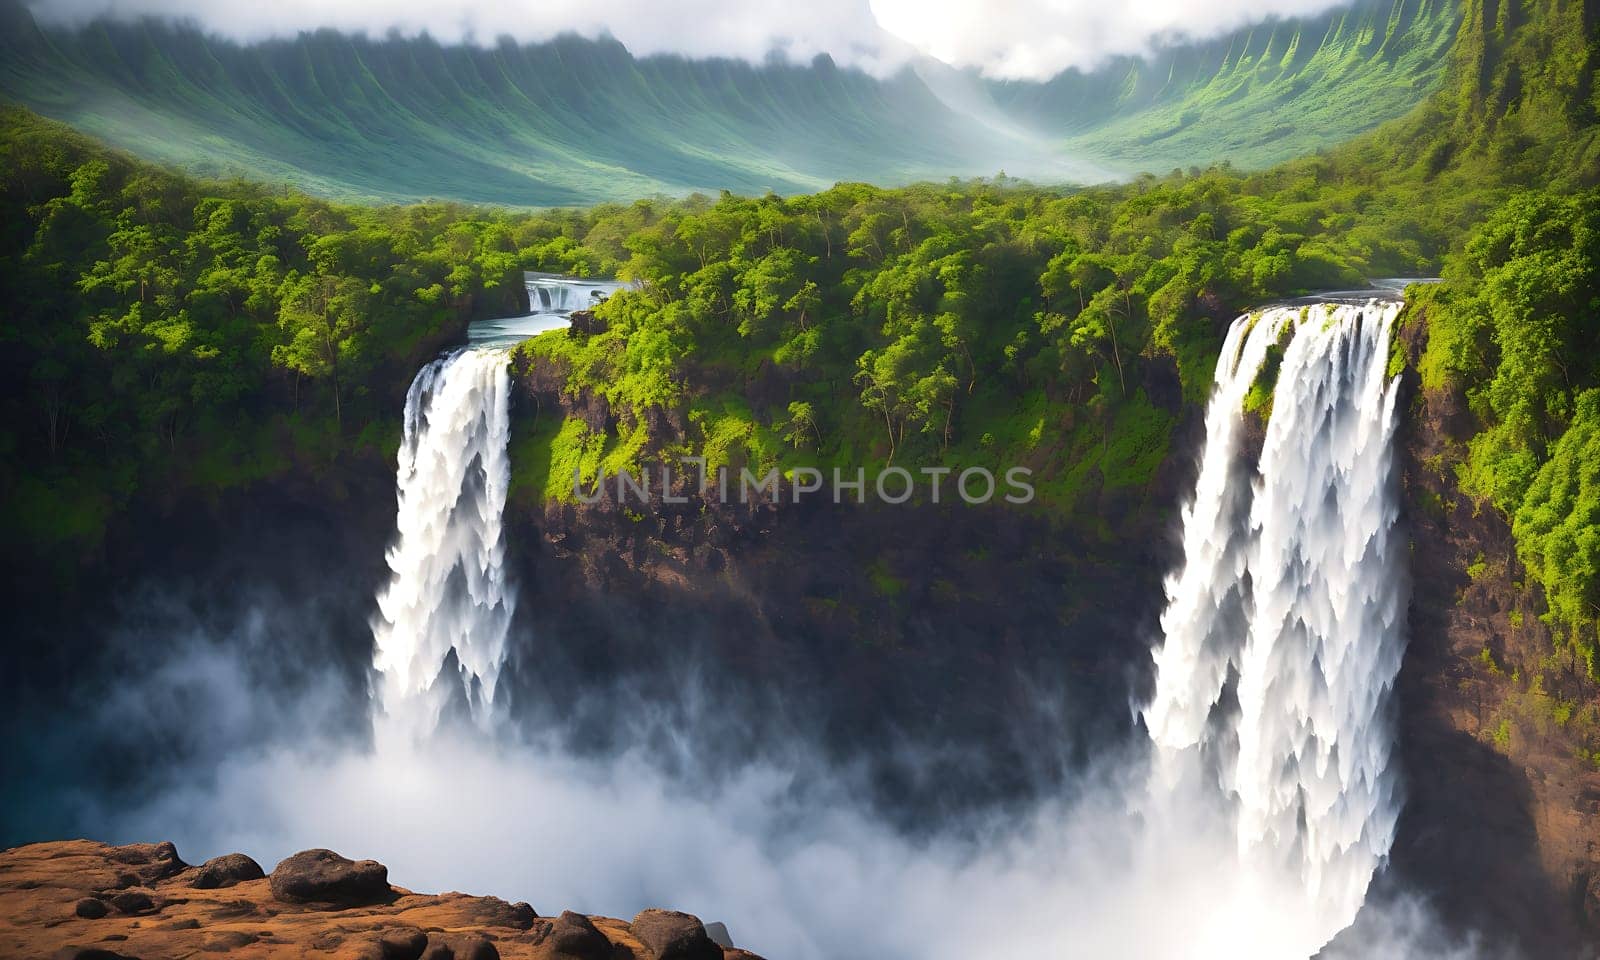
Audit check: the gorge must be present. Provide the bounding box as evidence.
[2,1,1598,957]
[128,292,1409,959]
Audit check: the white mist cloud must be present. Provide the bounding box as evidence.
[28,0,1356,79]
[50,609,1493,960]
[870,0,1353,79]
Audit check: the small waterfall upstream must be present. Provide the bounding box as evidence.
[1146,300,1408,954]
[525,272,625,315]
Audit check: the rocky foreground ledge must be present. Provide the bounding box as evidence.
[0,840,764,960]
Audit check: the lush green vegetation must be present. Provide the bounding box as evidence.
[2,0,1596,696]
[508,168,1404,524]
[0,107,535,567]
[1414,190,1600,686]
[1383,0,1600,683]
[0,0,1458,206]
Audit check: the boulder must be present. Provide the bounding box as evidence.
[107,888,157,915]
[547,910,610,959]
[269,849,390,906]
[629,908,720,960]
[457,894,537,930]
[106,841,186,885]
[191,852,265,889]
[71,898,107,920]
[419,932,499,960]
[372,926,428,960]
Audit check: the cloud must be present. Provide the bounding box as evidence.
[870,0,1353,79]
[26,0,912,75]
[28,0,1355,80]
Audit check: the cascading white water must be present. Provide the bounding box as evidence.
[372,276,616,734]
[372,347,516,735]
[1145,300,1407,954]
[525,273,623,315]
[1146,309,1292,787]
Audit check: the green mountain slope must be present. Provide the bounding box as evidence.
[0,0,1462,205]
[0,4,1022,205]
[990,0,1462,170]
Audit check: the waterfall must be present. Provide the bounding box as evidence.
[371,347,515,735]
[372,274,617,733]
[1145,300,1408,953]
[525,273,623,315]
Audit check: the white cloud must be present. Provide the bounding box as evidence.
[29,0,1355,80]
[871,0,1352,79]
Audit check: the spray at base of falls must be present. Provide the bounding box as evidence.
[371,347,515,736]
[1146,300,1408,955]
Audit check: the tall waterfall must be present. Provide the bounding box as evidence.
[372,347,516,735]
[1145,300,1408,953]
[372,277,616,734]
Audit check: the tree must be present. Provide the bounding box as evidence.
[778,400,822,450]
[272,272,371,428]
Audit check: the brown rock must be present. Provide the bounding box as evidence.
[200,930,258,951]
[372,926,428,960]
[629,909,719,960]
[268,849,390,906]
[419,932,499,960]
[191,852,265,889]
[0,840,735,960]
[547,910,610,959]
[107,889,157,915]
[457,895,537,929]
[107,841,186,885]
[72,897,108,919]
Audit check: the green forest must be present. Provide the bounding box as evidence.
[1,0,1597,724]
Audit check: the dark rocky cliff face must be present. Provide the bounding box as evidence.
[1383,306,1600,955]
[508,310,1600,949]
[500,347,1207,820]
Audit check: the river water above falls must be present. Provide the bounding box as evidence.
[466,274,628,348]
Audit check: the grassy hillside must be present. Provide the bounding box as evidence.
[992,0,1463,171]
[0,4,1019,205]
[0,0,1461,204]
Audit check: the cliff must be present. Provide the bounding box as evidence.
[1386,300,1600,953]
[499,298,1600,952]
[0,840,757,960]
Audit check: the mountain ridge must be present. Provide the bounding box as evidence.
[0,0,1461,205]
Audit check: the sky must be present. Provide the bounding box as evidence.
[29,0,1353,81]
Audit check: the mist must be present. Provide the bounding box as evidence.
[3,577,1494,960]
[29,0,1356,80]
